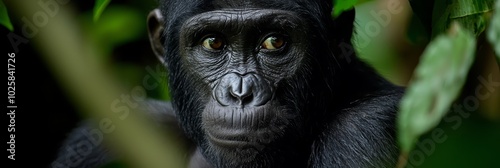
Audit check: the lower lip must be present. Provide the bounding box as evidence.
[206,131,252,147]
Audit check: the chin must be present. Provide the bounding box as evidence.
[200,99,299,163]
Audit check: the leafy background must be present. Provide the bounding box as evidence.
[2,0,499,167]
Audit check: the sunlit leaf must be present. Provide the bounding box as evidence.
[488,0,500,64]
[0,0,14,31]
[398,23,477,153]
[331,0,372,18]
[432,0,495,37]
[93,0,111,22]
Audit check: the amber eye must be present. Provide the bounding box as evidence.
[261,36,285,50]
[202,36,224,50]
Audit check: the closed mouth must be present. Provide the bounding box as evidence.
[206,129,258,148]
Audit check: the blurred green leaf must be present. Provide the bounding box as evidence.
[432,0,495,37]
[0,0,14,31]
[488,0,500,64]
[9,1,187,167]
[85,6,145,59]
[331,0,372,18]
[93,6,143,46]
[398,23,476,153]
[93,0,111,22]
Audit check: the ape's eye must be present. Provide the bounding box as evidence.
[202,36,224,50]
[261,36,285,50]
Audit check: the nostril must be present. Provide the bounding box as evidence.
[240,93,253,106]
[214,73,272,107]
[229,84,252,102]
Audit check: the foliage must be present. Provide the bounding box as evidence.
[86,6,145,54]
[398,23,476,153]
[431,0,495,37]
[8,1,185,168]
[397,0,496,156]
[331,0,372,18]
[94,0,112,22]
[0,0,13,31]
[337,0,499,166]
[488,0,500,64]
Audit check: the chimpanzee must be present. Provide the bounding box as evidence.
[52,0,404,167]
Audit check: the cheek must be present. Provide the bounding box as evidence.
[180,50,228,86]
[258,47,307,80]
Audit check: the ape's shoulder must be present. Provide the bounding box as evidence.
[310,87,403,168]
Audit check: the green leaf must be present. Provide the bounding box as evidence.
[87,6,145,50]
[331,0,373,18]
[93,0,111,22]
[449,0,495,18]
[487,0,500,64]
[398,23,477,153]
[432,0,495,37]
[0,0,14,31]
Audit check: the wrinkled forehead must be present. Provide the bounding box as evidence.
[160,0,326,38]
[182,9,304,29]
[208,0,301,9]
[178,9,309,42]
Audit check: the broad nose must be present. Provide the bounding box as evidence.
[214,73,272,107]
[229,75,254,105]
